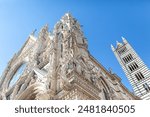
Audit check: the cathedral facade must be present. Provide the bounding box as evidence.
[0,13,139,100]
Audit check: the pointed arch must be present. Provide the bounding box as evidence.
[100,76,111,100]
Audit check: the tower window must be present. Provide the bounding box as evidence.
[135,72,144,81]
[128,62,139,72]
[143,83,150,92]
[122,54,133,63]
[135,74,140,81]
[118,47,127,55]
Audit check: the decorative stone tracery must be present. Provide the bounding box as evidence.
[0,13,139,100]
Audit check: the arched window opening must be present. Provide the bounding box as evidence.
[100,77,110,100]
[143,83,150,92]
[9,63,26,88]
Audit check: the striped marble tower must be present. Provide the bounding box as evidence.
[111,37,150,100]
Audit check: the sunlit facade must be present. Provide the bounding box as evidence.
[0,13,139,100]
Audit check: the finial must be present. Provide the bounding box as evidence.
[121,36,128,44]
[44,24,49,30]
[31,29,37,36]
[111,44,115,51]
[116,41,119,45]
[40,24,49,33]
[108,67,113,74]
[64,12,72,18]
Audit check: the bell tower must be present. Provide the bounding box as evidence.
[111,37,150,100]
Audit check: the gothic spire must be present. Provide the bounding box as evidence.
[30,29,37,36]
[111,44,115,51]
[121,36,128,44]
[38,24,49,40]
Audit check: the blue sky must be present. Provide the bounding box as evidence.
[0,0,150,92]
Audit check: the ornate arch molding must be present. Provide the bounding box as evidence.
[100,76,110,92]
[99,76,111,100]
[3,57,29,91]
